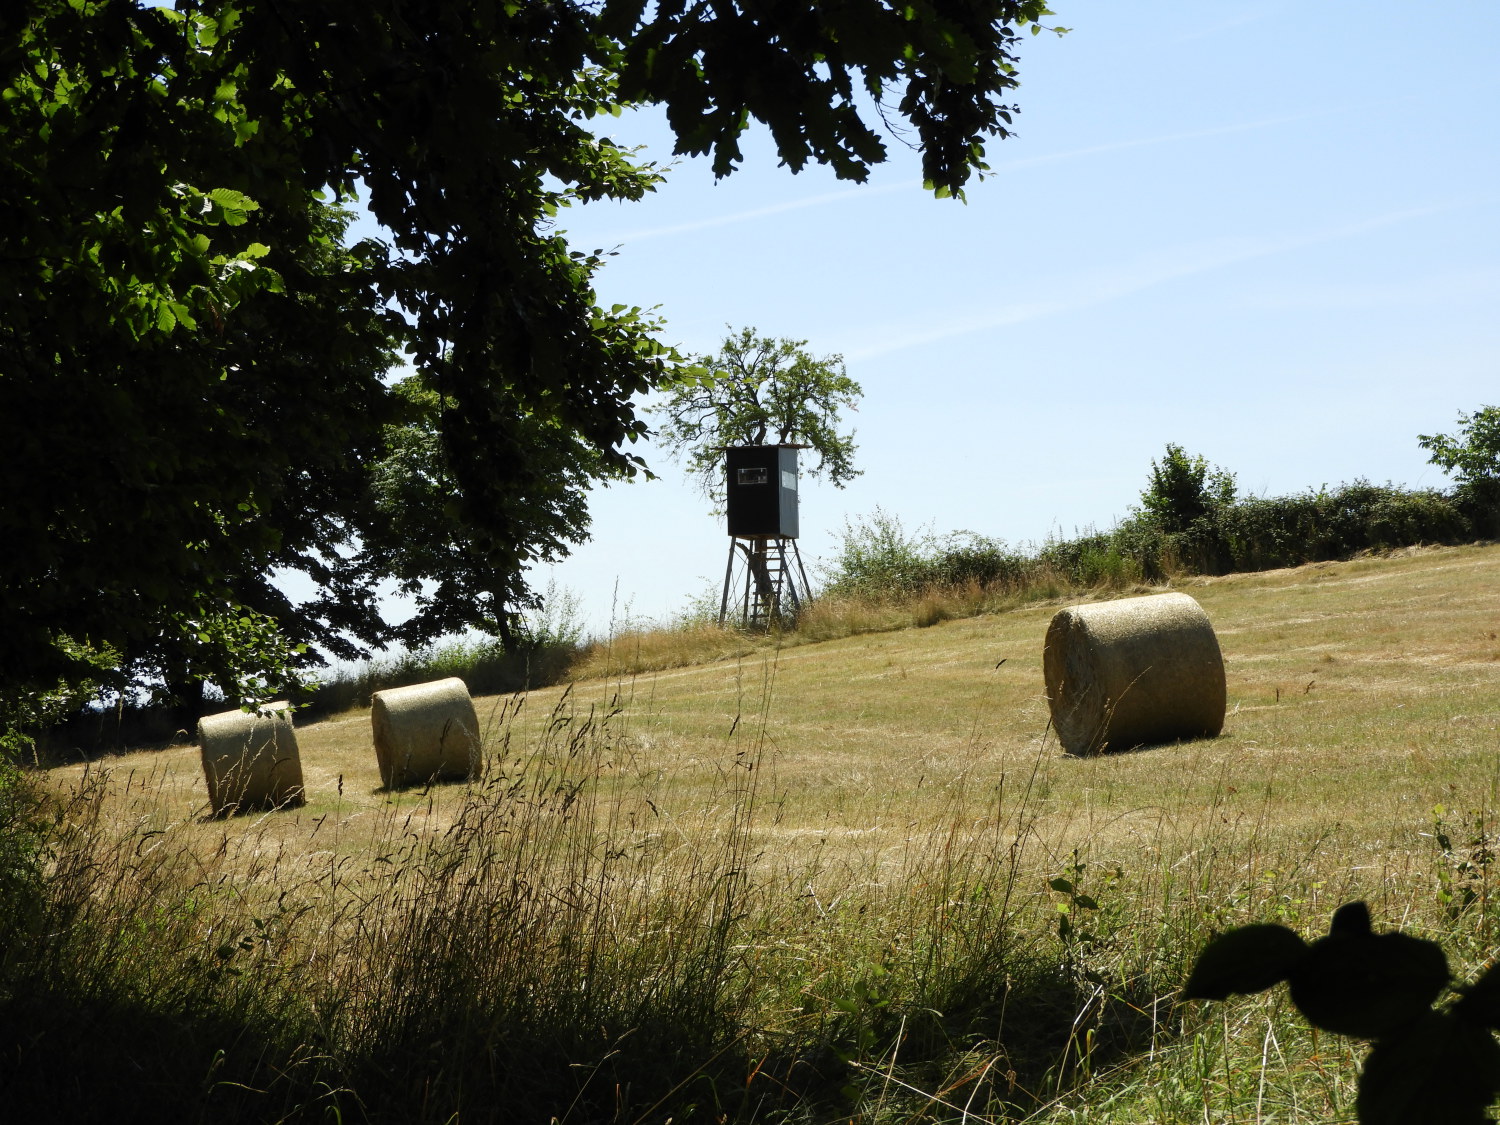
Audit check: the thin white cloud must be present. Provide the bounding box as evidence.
[603,182,904,243]
[1235,266,1500,312]
[989,107,1339,172]
[586,109,1340,245]
[1171,5,1282,43]
[841,203,1462,361]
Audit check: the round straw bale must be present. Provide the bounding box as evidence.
[197,702,305,815]
[1043,591,1225,755]
[370,677,481,788]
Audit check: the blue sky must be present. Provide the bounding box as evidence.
[519,1,1499,635]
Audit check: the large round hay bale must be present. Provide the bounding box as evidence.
[1043,591,1226,755]
[198,702,305,815]
[370,677,481,788]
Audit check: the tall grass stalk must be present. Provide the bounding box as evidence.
[2,687,1201,1123]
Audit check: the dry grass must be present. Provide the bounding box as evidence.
[547,545,1498,879]
[44,542,1500,924]
[27,542,1500,1123]
[562,576,1073,684]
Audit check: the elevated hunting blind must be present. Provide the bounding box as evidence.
[725,444,800,538]
[720,445,811,628]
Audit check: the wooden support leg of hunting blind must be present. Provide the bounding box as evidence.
[719,536,810,629]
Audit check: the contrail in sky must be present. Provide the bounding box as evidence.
[599,108,1342,244]
[841,202,1462,361]
[604,184,891,243]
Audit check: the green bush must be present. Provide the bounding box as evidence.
[0,763,47,955]
[1220,482,1472,572]
[1131,444,1238,574]
[298,634,579,720]
[931,533,1035,589]
[820,508,945,599]
[1138,443,1237,535]
[1117,443,1481,579]
[1454,478,1500,539]
[1035,532,1114,585]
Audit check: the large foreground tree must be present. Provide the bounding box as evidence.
[0,0,1062,727]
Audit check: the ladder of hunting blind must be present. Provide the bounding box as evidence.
[721,537,809,629]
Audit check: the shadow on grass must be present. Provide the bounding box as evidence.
[751,952,1171,1120]
[0,986,331,1125]
[0,940,1175,1125]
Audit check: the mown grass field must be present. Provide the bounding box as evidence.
[24,543,1500,1123]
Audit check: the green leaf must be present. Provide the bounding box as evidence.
[169,301,196,330]
[207,187,258,212]
[1183,924,1309,1000]
[207,187,259,225]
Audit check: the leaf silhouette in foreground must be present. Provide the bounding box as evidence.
[1185,902,1500,1125]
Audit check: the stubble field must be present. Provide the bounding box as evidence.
[26,543,1500,1123]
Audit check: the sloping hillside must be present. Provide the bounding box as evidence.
[27,542,1500,1125]
[53,542,1500,878]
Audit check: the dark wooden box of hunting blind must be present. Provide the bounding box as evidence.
[725,446,799,539]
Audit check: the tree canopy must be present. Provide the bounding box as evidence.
[1,0,1061,728]
[1137,443,1238,535]
[656,328,863,508]
[1419,407,1500,490]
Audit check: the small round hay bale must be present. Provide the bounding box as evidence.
[1043,591,1226,755]
[370,677,481,788]
[197,702,305,815]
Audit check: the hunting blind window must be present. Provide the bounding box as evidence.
[737,467,769,485]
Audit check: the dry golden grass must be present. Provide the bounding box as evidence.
[25,543,1500,1124]
[44,542,1500,938]
[557,545,1497,886]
